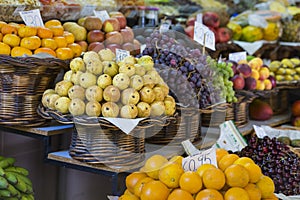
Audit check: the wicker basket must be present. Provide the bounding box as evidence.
[201,103,228,127]
[145,107,202,146]
[0,55,68,126]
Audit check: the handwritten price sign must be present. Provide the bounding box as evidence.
[94,10,110,22]
[182,147,217,172]
[19,9,44,27]
[228,52,247,63]
[116,48,130,62]
[194,22,215,51]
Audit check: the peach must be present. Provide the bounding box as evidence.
[259,67,270,80]
[237,63,252,78]
[248,57,263,70]
[251,69,260,80]
[256,80,265,90]
[263,79,272,90]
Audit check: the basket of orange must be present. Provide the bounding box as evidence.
[0,19,82,126]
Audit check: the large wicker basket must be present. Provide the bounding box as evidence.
[0,55,68,126]
[201,103,228,127]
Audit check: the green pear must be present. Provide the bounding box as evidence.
[97,74,112,89]
[79,72,97,88]
[134,64,146,76]
[137,55,154,71]
[118,55,136,66]
[55,80,73,97]
[68,85,85,100]
[153,86,166,101]
[113,73,130,90]
[103,61,119,77]
[48,93,61,110]
[85,85,103,102]
[121,88,140,105]
[139,86,155,104]
[120,104,138,119]
[85,101,101,117]
[71,71,84,85]
[130,75,144,91]
[101,102,119,118]
[164,99,176,116]
[103,85,120,102]
[119,63,136,77]
[68,98,85,116]
[85,58,103,75]
[137,102,151,118]
[55,97,71,114]
[42,93,53,108]
[70,57,86,72]
[63,70,73,81]
[142,74,155,88]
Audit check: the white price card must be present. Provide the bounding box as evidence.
[196,13,203,24]
[19,9,44,27]
[228,51,247,63]
[116,48,130,62]
[159,22,170,34]
[94,10,110,22]
[13,5,25,16]
[140,44,146,54]
[80,5,96,17]
[181,139,200,156]
[194,22,215,51]
[182,147,217,172]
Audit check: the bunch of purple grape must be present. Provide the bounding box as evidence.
[237,135,300,196]
[137,29,223,109]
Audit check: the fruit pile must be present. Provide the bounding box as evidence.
[237,135,300,196]
[292,100,300,127]
[0,19,82,60]
[119,149,277,200]
[0,155,34,199]
[269,58,300,82]
[42,49,176,118]
[64,12,140,55]
[229,57,276,91]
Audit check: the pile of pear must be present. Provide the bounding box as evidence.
[269,58,300,82]
[41,49,176,119]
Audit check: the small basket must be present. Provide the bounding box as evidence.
[145,107,202,146]
[201,103,228,127]
[0,55,68,126]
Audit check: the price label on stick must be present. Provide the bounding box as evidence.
[19,9,44,27]
[228,52,247,63]
[196,13,203,24]
[116,48,130,62]
[94,10,110,22]
[194,22,215,51]
[81,5,96,17]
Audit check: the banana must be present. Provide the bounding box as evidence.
[0,189,11,198]
[291,58,300,66]
[0,176,9,189]
[12,176,33,194]
[21,194,34,200]
[5,172,18,185]
[0,156,5,161]
[0,158,16,169]
[3,197,19,200]
[7,172,32,187]
[5,167,29,176]
[0,167,5,177]
[6,184,21,198]
[281,58,294,68]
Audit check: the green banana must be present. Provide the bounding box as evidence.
[5,167,29,176]
[0,158,16,169]
[5,172,18,185]
[7,172,32,187]
[6,184,21,198]
[0,189,11,198]
[3,197,19,200]
[21,194,34,200]
[0,176,9,189]
[0,167,5,177]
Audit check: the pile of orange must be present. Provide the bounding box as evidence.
[119,149,278,200]
[0,19,82,60]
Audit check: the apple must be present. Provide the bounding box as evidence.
[184,25,194,39]
[102,18,120,33]
[244,77,257,90]
[83,16,103,31]
[122,42,135,52]
[186,16,196,26]
[76,40,88,52]
[231,74,245,90]
[292,100,300,117]
[237,63,252,78]
[259,66,270,81]
[87,30,105,43]
[268,75,276,88]
[203,11,220,28]
[120,28,134,43]
[87,42,105,52]
[105,31,123,45]
[105,43,121,54]
[216,27,231,43]
[110,11,127,29]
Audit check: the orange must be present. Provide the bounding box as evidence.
[224,187,250,200]
[0,21,7,30]
[119,194,139,200]
[20,36,41,50]
[224,164,250,188]
[169,155,183,165]
[0,32,3,41]
[48,25,64,36]
[158,162,184,188]
[255,176,275,198]
[195,189,224,200]
[202,167,225,190]
[143,154,168,180]
[37,27,53,39]
[2,34,20,47]
[216,148,229,163]
[196,163,216,177]
[55,47,74,60]
[262,193,278,200]
[0,42,11,55]
[53,36,67,48]
[67,43,82,57]
[133,177,153,197]
[41,38,57,50]
[11,46,32,57]
[218,154,239,171]
[244,183,262,200]
[17,26,37,38]
[125,172,147,194]
[34,47,56,57]
[1,24,18,35]
[63,31,75,44]
[167,188,194,200]
[140,180,170,200]
[45,19,62,28]
[179,171,202,194]
[243,163,263,183]
[233,157,255,166]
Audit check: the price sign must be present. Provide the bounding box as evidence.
[13,5,25,16]
[159,22,170,34]
[196,13,203,24]
[19,9,44,27]
[228,51,247,63]
[80,5,96,17]
[253,125,268,138]
[182,147,217,172]
[116,48,130,62]
[194,22,215,51]
[94,10,110,22]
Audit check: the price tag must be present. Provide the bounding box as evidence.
[215,121,247,152]
[196,13,203,24]
[253,125,268,138]
[228,51,247,63]
[181,139,200,156]
[140,44,146,54]
[80,5,96,17]
[13,5,25,16]
[116,48,130,62]
[194,22,215,51]
[94,10,110,22]
[182,147,217,172]
[159,22,170,34]
[19,9,44,27]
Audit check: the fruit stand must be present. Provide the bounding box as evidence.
[0,0,300,199]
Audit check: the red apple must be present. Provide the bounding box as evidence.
[231,74,245,90]
[122,42,135,52]
[106,43,121,54]
[109,11,127,29]
[186,17,196,26]
[216,27,231,43]
[184,25,194,39]
[105,31,123,45]
[203,11,220,28]
[102,18,120,33]
[292,100,300,117]
[83,16,103,31]
[120,28,134,43]
[87,30,105,43]
[87,42,105,52]
[76,40,88,52]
